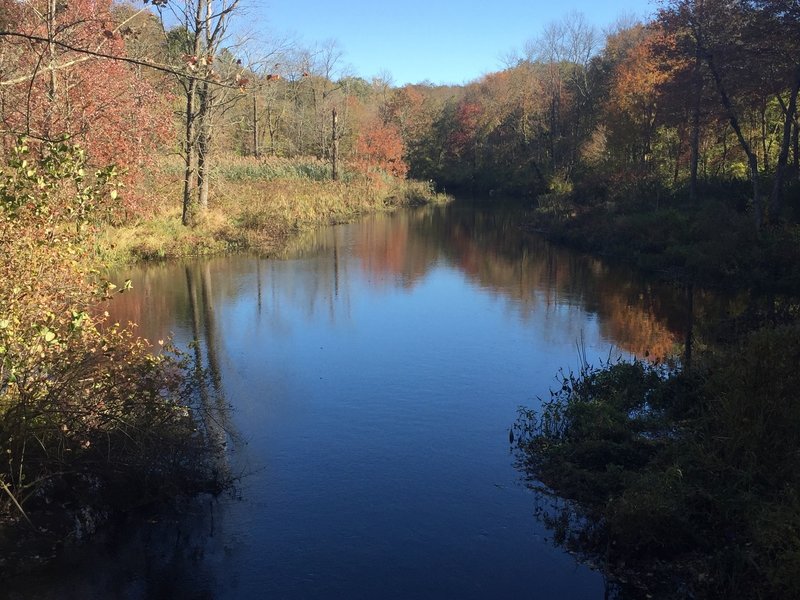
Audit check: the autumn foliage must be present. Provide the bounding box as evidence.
[353,119,408,179]
[0,139,213,529]
[0,0,172,203]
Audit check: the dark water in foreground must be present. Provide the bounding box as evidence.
[7,202,696,599]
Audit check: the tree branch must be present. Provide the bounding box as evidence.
[0,31,242,90]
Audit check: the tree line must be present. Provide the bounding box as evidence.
[0,0,408,225]
[0,0,797,231]
[382,2,799,231]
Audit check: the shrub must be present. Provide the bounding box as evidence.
[0,139,218,533]
[514,325,800,597]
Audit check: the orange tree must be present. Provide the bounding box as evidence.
[352,118,408,180]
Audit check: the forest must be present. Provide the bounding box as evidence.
[1,0,799,597]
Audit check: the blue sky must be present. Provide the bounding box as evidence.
[250,0,660,85]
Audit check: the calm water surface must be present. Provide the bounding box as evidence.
[8,202,692,599]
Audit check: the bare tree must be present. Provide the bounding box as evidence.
[524,12,600,174]
[153,0,243,225]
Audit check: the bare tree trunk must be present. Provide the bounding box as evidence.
[182,82,199,226]
[689,52,701,201]
[770,66,800,221]
[197,79,213,213]
[331,107,339,181]
[673,126,683,186]
[181,0,205,227]
[197,130,210,213]
[253,95,259,158]
[175,0,240,226]
[550,93,559,171]
[267,105,277,156]
[705,52,762,230]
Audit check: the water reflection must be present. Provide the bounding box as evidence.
[111,205,690,360]
[185,264,235,475]
[9,201,719,598]
[265,204,687,360]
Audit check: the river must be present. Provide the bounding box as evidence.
[6,201,695,599]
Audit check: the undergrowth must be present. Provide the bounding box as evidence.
[0,140,225,569]
[513,324,800,598]
[97,156,450,265]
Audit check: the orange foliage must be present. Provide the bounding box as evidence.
[607,27,688,125]
[0,0,173,199]
[383,86,432,142]
[353,119,408,178]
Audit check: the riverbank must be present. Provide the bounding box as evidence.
[525,194,800,295]
[514,191,800,598]
[96,156,451,265]
[0,149,451,579]
[0,141,235,579]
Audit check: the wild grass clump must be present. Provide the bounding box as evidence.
[390,179,452,206]
[513,325,800,598]
[215,154,332,182]
[101,155,452,263]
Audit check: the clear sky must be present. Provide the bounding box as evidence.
[250,0,660,85]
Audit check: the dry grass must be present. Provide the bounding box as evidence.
[96,156,451,265]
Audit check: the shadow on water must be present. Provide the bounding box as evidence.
[3,262,238,599]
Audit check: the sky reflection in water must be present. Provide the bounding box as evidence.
[8,203,692,599]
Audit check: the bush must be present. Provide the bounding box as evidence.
[0,140,219,537]
[514,325,800,597]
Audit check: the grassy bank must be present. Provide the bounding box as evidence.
[97,155,451,265]
[514,185,800,598]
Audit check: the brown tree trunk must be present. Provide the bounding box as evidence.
[182,84,199,226]
[705,52,762,230]
[197,79,213,214]
[689,51,701,200]
[770,66,800,221]
[331,107,339,181]
[181,0,205,227]
[198,133,210,213]
[253,95,260,158]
